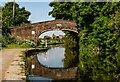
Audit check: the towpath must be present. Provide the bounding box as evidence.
[0,48,26,82]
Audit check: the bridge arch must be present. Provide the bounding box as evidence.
[37,29,78,39]
[10,20,78,44]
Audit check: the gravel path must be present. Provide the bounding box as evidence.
[0,48,26,81]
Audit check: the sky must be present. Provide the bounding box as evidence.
[19,2,55,23]
[39,30,65,38]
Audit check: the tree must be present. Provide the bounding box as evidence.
[49,2,120,80]
[2,2,31,35]
[49,2,120,50]
[0,6,2,47]
[0,6,2,28]
[49,2,74,20]
[109,9,120,51]
[2,2,31,47]
[63,31,79,68]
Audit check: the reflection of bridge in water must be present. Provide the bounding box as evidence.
[26,49,78,79]
[27,55,77,79]
[10,20,78,44]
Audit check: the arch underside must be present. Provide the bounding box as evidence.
[36,28,78,38]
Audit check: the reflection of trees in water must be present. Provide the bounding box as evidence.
[78,50,120,80]
[63,31,79,68]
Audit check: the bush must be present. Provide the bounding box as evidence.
[17,40,36,48]
[2,35,36,48]
[2,35,16,46]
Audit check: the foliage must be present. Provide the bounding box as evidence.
[2,35,16,47]
[49,2,120,50]
[0,6,2,49]
[2,2,31,47]
[2,2,31,35]
[2,35,36,48]
[43,36,52,40]
[109,9,120,51]
[78,51,120,80]
[16,40,36,48]
[0,6,2,28]
[49,2,120,80]
[38,37,64,47]
[63,31,79,68]
[49,2,73,20]
[78,12,120,79]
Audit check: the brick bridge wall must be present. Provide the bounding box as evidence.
[10,20,78,41]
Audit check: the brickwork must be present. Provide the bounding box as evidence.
[10,20,78,40]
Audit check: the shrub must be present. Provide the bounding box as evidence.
[17,40,36,48]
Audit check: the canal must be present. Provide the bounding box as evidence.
[25,30,120,81]
[25,31,79,81]
[26,45,78,81]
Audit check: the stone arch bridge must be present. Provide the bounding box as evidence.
[10,20,78,44]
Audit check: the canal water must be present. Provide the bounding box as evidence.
[25,31,79,81]
[37,47,65,68]
[25,46,120,81]
[26,45,79,81]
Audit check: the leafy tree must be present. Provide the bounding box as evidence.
[78,50,120,80]
[0,6,2,28]
[49,2,120,50]
[49,2,120,80]
[109,9,120,51]
[49,2,74,20]
[2,2,31,47]
[63,31,79,68]
[0,6,2,47]
[2,2,31,35]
